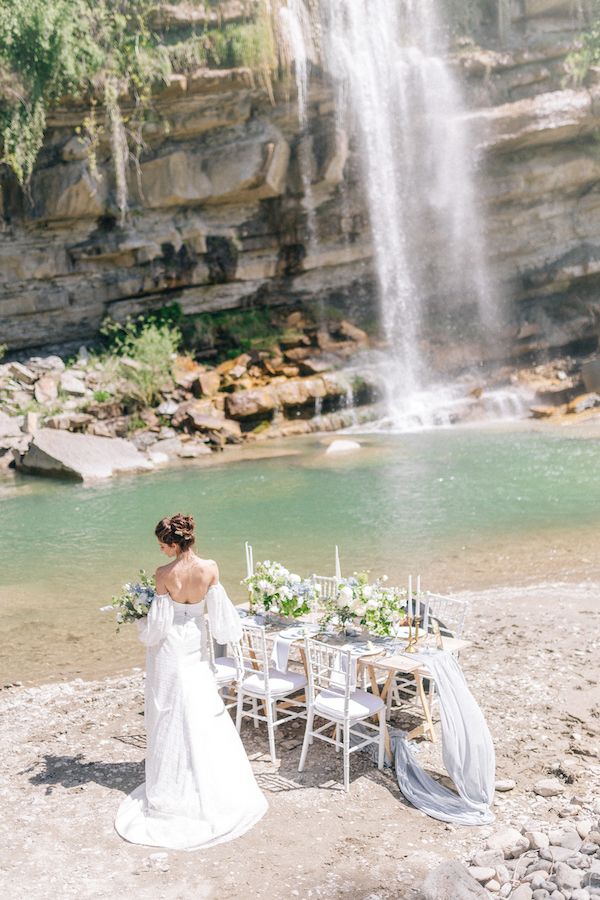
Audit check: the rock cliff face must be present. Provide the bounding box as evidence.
[1,2,599,367]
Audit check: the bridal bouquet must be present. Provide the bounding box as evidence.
[101,570,156,630]
[243,560,321,619]
[320,572,406,636]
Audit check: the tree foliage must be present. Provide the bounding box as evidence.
[0,0,280,186]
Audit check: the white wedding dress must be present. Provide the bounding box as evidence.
[115,584,268,850]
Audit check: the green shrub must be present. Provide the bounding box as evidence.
[100,309,181,407]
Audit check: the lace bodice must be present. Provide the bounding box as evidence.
[136,583,243,647]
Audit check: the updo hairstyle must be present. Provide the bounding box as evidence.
[155,513,196,551]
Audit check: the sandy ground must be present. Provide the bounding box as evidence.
[1,583,599,900]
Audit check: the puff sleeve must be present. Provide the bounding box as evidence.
[206,583,243,644]
[136,594,174,646]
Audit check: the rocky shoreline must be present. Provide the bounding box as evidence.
[1,582,598,899]
[0,309,387,480]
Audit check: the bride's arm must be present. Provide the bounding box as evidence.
[206,563,243,644]
[136,567,174,646]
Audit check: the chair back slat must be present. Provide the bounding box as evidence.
[424,592,468,638]
[303,637,354,714]
[311,574,339,601]
[239,620,272,685]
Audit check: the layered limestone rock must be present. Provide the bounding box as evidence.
[1,5,600,365]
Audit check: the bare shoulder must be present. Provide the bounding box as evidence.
[198,557,219,585]
[154,562,173,593]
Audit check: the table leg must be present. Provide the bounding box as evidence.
[415,671,436,742]
[366,664,392,759]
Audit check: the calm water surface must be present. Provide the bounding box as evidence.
[1,429,599,684]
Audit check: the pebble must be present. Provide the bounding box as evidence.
[495,779,516,792]
[577,822,594,840]
[534,778,565,798]
[510,886,533,900]
[555,861,583,891]
[485,879,501,892]
[526,831,550,850]
[540,847,575,863]
[468,866,496,883]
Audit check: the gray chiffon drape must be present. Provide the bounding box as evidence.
[391,651,495,825]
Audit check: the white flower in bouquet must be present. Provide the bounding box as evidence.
[289,573,301,584]
[102,570,156,631]
[354,603,367,618]
[366,598,379,610]
[337,585,353,608]
[362,584,374,600]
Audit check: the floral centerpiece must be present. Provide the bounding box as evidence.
[320,572,406,637]
[243,560,321,619]
[101,570,156,630]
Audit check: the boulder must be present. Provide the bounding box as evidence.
[581,359,600,393]
[325,439,361,455]
[60,371,87,396]
[0,411,21,438]
[194,370,221,397]
[225,387,278,419]
[15,429,153,480]
[421,861,488,900]
[566,393,600,414]
[34,373,59,405]
[8,362,36,384]
[30,161,107,221]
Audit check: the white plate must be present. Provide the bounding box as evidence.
[281,624,320,639]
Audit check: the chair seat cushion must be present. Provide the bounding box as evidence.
[314,687,385,721]
[214,656,238,685]
[242,668,307,698]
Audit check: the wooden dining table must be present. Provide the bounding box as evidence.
[256,617,472,757]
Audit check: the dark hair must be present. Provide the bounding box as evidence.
[155,513,195,551]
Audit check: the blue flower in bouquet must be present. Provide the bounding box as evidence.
[101,570,156,631]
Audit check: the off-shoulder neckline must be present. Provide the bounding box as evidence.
[155,583,221,605]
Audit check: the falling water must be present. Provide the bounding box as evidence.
[282,0,500,428]
[279,1,319,249]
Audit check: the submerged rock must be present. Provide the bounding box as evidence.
[325,439,361,455]
[15,428,153,481]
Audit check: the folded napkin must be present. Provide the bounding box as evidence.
[270,631,298,673]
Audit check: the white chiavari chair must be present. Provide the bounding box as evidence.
[235,620,307,764]
[298,636,386,792]
[386,592,469,721]
[205,616,244,712]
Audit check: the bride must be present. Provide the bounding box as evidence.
[115,513,268,850]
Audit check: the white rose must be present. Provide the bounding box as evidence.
[354,603,367,618]
[337,585,353,608]
[289,573,301,584]
[363,585,374,600]
[258,579,269,592]
[367,598,379,610]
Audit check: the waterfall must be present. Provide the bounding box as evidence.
[281,0,500,429]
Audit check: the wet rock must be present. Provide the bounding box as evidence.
[338,319,368,343]
[325,439,361,455]
[44,412,94,431]
[581,359,600,393]
[530,405,555,419]
[177,442,211,459]
[421,861,488,899]
[566,393,600,414]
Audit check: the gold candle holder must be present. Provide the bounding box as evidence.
[405,615,421,653]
